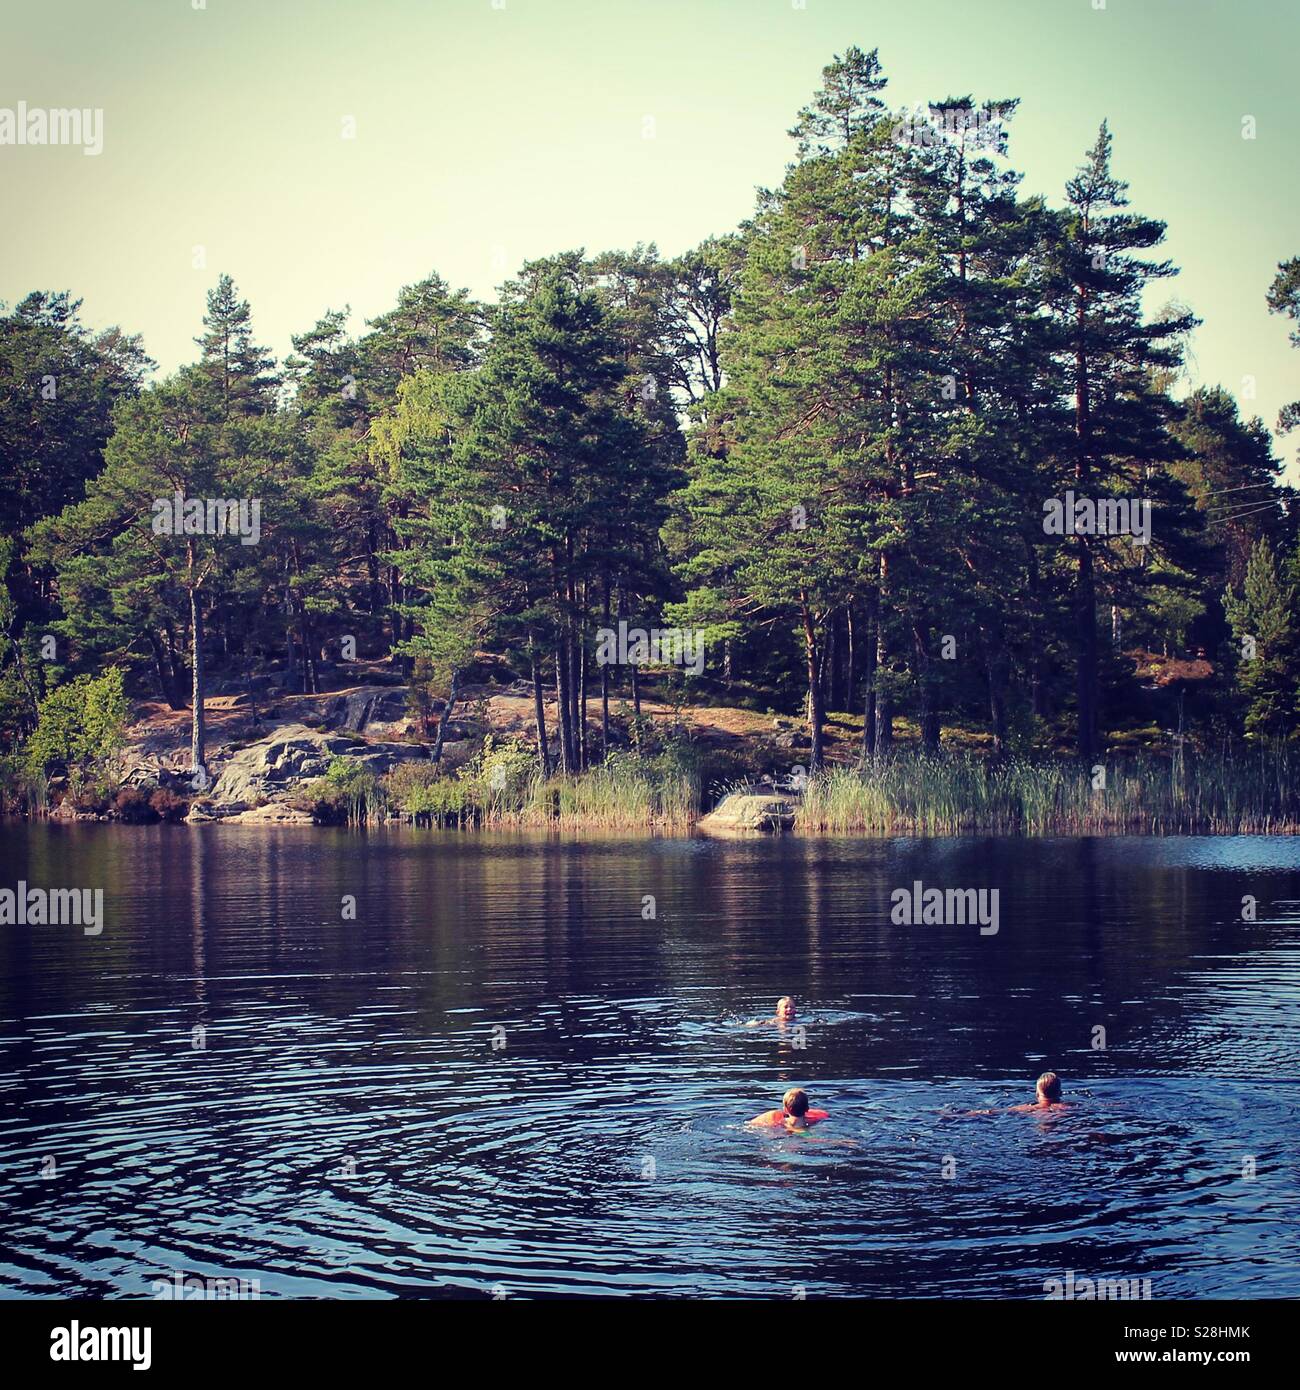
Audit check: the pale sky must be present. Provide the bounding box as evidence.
[3,0,1297,476]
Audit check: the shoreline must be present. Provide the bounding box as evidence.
[11,813,1300,838]
[10,686,1295,839]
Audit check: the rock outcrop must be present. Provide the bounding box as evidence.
[195,723,429,819]
[697,790,798,834]
[327,685,414,738]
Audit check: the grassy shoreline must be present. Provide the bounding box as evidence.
[9,748,1296,837]
[273,746,1300,836]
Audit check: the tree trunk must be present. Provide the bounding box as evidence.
[860,588,878,762]
[245,650,263,730]
[388,560,403,653]
[300,615,318,694]
[989,665,1008,757]
[578,630,590,772]
[1074,287,1098,764]
[846,603,857,704]
[165,623,186,705]
[530,650,550,775]
[189,586,207,779]
[555,644,575,773]
[365,521,382,615]
[600,576,611,761]
[800,594,825,771]
[982,629,1009,757]
[830,607,846,713]
[816,631,831,720]
[914,623,941,751]
[1075,536,1099,765]
[147,630,184,709]
[874,562,893,756]
[431,669,460,767]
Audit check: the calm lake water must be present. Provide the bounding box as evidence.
[1,825,1299,1300]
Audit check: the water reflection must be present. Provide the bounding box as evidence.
[0,826,1297,1297]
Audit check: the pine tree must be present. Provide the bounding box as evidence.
[1172,386,1286,590]
[194,274,280,419]
[385,263,665,773]
[1044,123,1195,762]
[291,276,483,659]
[789,45,888,157]
[1266,257,1300,463]
[1225,537,1297,740]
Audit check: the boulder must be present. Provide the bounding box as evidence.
[226,802,316,826]
[332,685,413,735]
[49,798,108,823]
[697,790,797,834]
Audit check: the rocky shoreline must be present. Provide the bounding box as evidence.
[39,674,812,829]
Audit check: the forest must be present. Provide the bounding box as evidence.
[2,47,1298,825]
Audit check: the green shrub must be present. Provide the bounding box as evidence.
[72,784,111,814]
[402,776,470,825]
[289,755,386,825]
[383,759,441,809]
[462,736,538,808]
[24,668,129,798]
[382,759,478,825]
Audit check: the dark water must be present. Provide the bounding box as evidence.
[1,825,1298,1300]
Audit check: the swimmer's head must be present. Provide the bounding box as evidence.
[776,996,796,1022]
[782,1087,810,1117]
[1036,1071,1062,1103]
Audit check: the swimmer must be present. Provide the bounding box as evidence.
[1009,1071,1069,1112]
[967,1070,1070,1116]
[748,1087,828,1131]
[746,996,797,1027]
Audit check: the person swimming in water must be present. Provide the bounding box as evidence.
[746,996,797,1027]
[1009,1071,1069,1112]
[967,1070,1070,1116]
[748,1087,828,1130]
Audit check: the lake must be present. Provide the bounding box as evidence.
[1,825,1298,1299]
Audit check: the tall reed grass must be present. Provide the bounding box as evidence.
[383,747,699,830]
[284,744,1299,835]
[509,758,699,830]
[796,749,1299,835]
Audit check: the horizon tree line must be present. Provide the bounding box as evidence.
[2,46,1298,786]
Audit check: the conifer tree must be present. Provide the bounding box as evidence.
[1266,257,1300,461]
[1044,123,1195,762]
[194,274,280,419]
[1225,537,1297,739]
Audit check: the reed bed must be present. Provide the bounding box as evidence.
[381,747,699,831]
[272,744,1300,835]
[509,764,699,830]
[796,749,1300,836]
